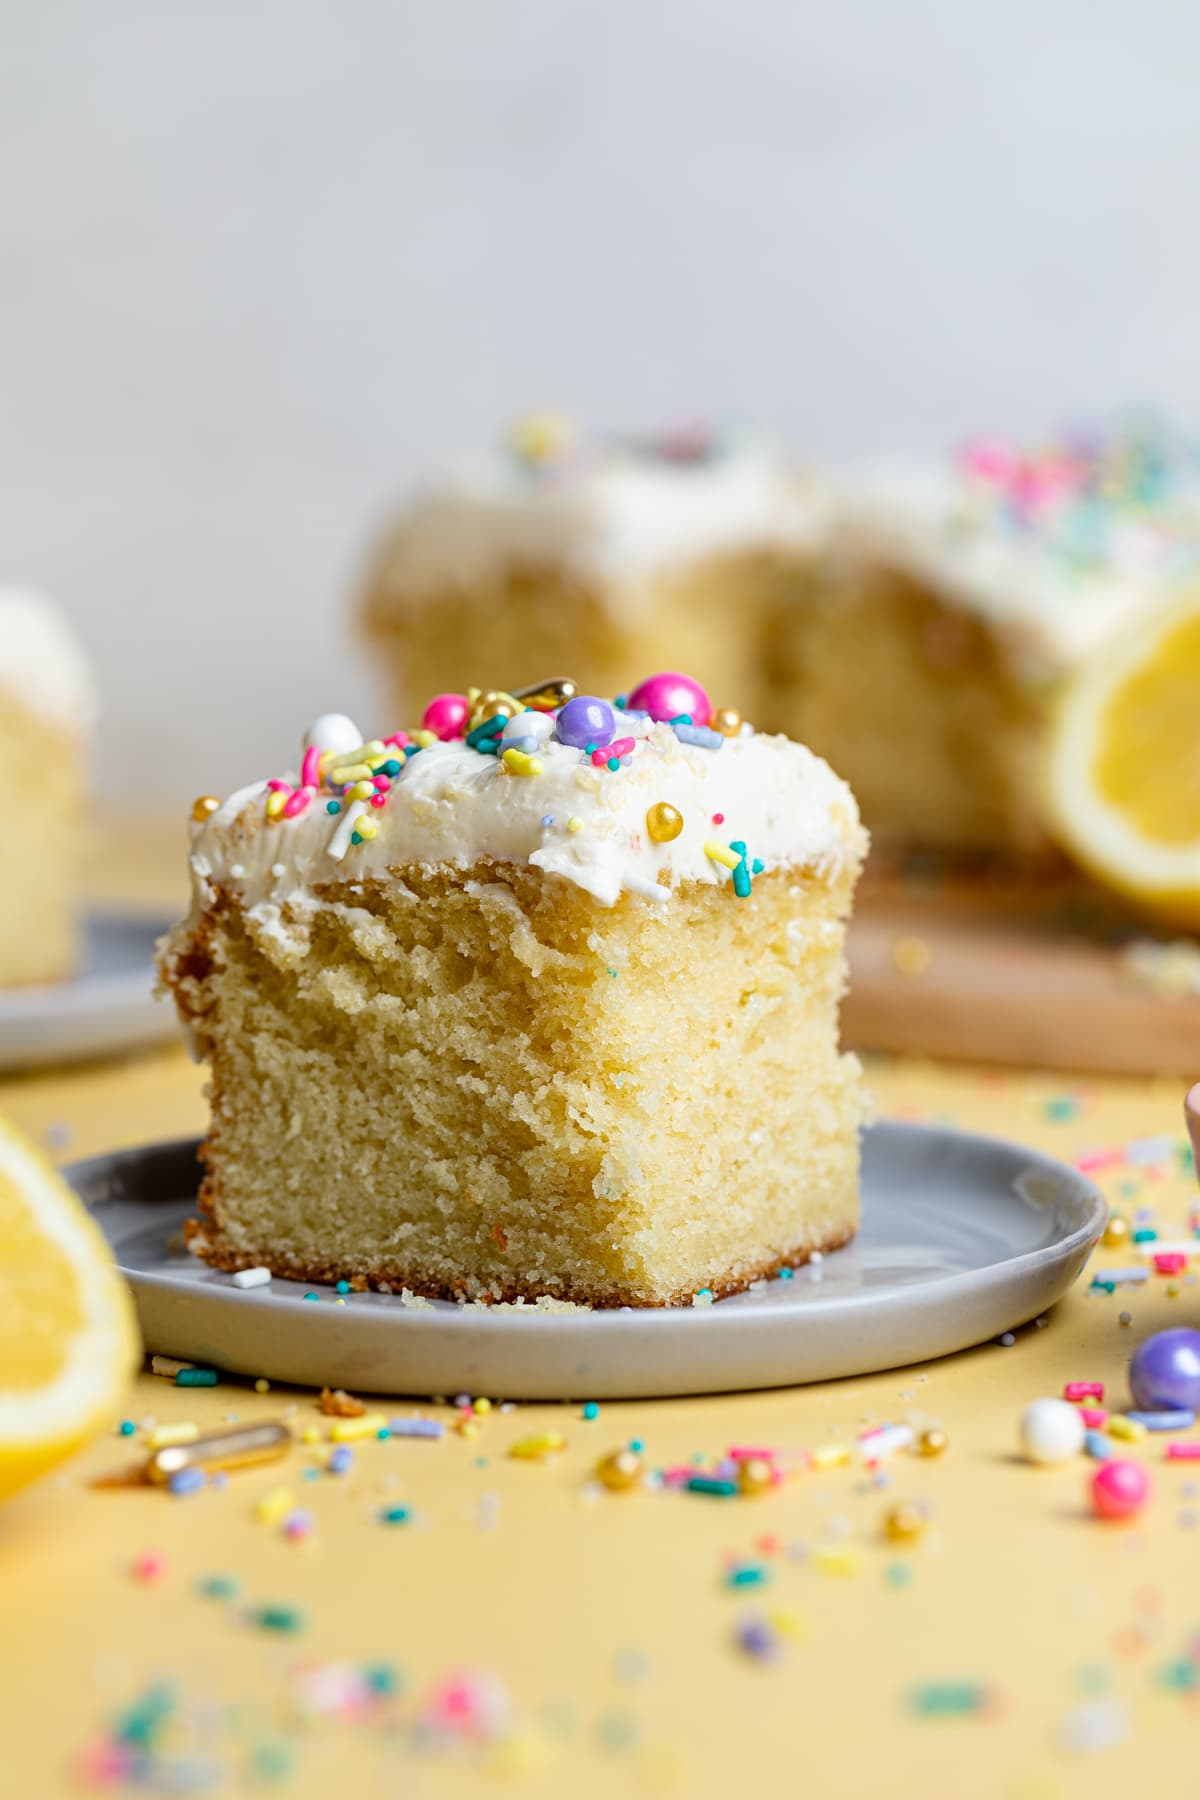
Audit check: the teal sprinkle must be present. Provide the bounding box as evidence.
[195,1573,239,1600]
[583,1401,600,1421]
[725,1563,769,1588]
[886,1562,913,1589]
[252,1605,307,1633]
[669,713,693,727]
[403,743,422,757]
[607,757,620,771]
[777,1267,794,1281]
[325,800,340,815]
[1159,1658,1200,1692]
[118,1420,136,1437]
[382,759,402,777]
[350,831,362,845]
[176,1367,218,1388]
[696,1286,713,1300]
[1044,1097,1077,1121]
[1091,1278,1116,1295]
[629,1439,644,1454]
[909,1682,989,1717]
[467,715,507,749]
[686,1476,738,1497]
[614,694,628,709]
[377,1427,390,1440]
[365,1662,401,1697]
[751,858,764,875]
[335,1280,351,1294]
[303,1291,319,1302]
[585,742,597,755]
[1133,1228,1158,1243]
[379,1505,411,1525]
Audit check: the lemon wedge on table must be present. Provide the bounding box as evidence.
[0,1116,139,1502]
[1047,596,1200,926]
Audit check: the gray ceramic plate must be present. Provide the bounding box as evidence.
[67,1124,1105,1399]
[0,911,177,1070]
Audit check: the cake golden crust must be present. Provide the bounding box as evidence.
[182,1214,856,1308]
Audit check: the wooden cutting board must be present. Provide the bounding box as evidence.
[843,863,1200,1076]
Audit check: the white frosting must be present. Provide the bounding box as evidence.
[185,720,861,921]
[833,457,1200,678]
[0,588,97,729]
[367,440,829,604]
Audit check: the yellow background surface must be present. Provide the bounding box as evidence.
[2,827,1198,1799]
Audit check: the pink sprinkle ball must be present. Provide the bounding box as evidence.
[627,671,712,729]
[422,693,470,740]
[130,1551,167,1583]
[1091,1459,1150,1521]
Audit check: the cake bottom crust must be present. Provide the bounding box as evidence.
[183,1217,857,1309]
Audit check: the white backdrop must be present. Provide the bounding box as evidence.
[2,0,1199,799]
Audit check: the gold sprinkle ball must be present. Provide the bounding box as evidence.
[1102,1215,1130,1249]
[646,802,684,844]
[468,689,520,731]
[509,412,574,466]
[710,707,742,737]
[191,795,220,824]
[596,1448,643,1492]
[918,1426,948,1458]
[892,935,932,977]
[737,1456,774,1497]
[883,1500,927,1545]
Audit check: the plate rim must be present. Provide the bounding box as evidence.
[69,1119,1107,1331]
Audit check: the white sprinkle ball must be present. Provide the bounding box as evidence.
[303,713,363,757]
[1019,1397,1086,1465]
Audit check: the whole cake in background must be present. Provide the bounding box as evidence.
[358,417,829,744]
[360,415,1200,863]
[0,590,95,985]
[157,672,867,1306]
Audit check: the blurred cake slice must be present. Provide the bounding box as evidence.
[158,671,867,1306]
[0,590,96,985]
[359,418,828,733]
[771,422,1200,855]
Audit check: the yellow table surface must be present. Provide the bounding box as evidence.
[3,823,1199,1800]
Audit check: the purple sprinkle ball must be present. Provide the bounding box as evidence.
[1129,1327,1200,1413]
[555,696,616,749]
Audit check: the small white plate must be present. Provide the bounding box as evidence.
[70,1123,1105,1399]
[0,911,177,1070]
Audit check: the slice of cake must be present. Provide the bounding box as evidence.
[158,671,867,1305]
[358,418,828,737]
[770,421,1200,856]
[0,589,96,985]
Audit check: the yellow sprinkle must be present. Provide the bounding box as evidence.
[767,1608,807,1641]
[355,817,379,840]
[811,1442,850,1470]
[254,1486,295,1525]
[411,729,437,749]
[502,748,543,777]
[1109,1415,1147,1441]
[331,763,372,786]
[265,791,287,819]
[457,1419,481,1439]
[329,1412,389,1442]
[350,780,375,801]
[300,1425,321,1445]
[361,740,385,759]
[703,839,741,871]
[473,1397,492,1415]
[146,1421,199,1450]
[892,935,932,976]
[812,1543,862,1578]
[509,1432,566,1460]
[567,816,584,834]
[254,1378,270,1394]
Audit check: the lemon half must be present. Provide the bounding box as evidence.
[1047,596,1200,926]
[0,1115,139,1500]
